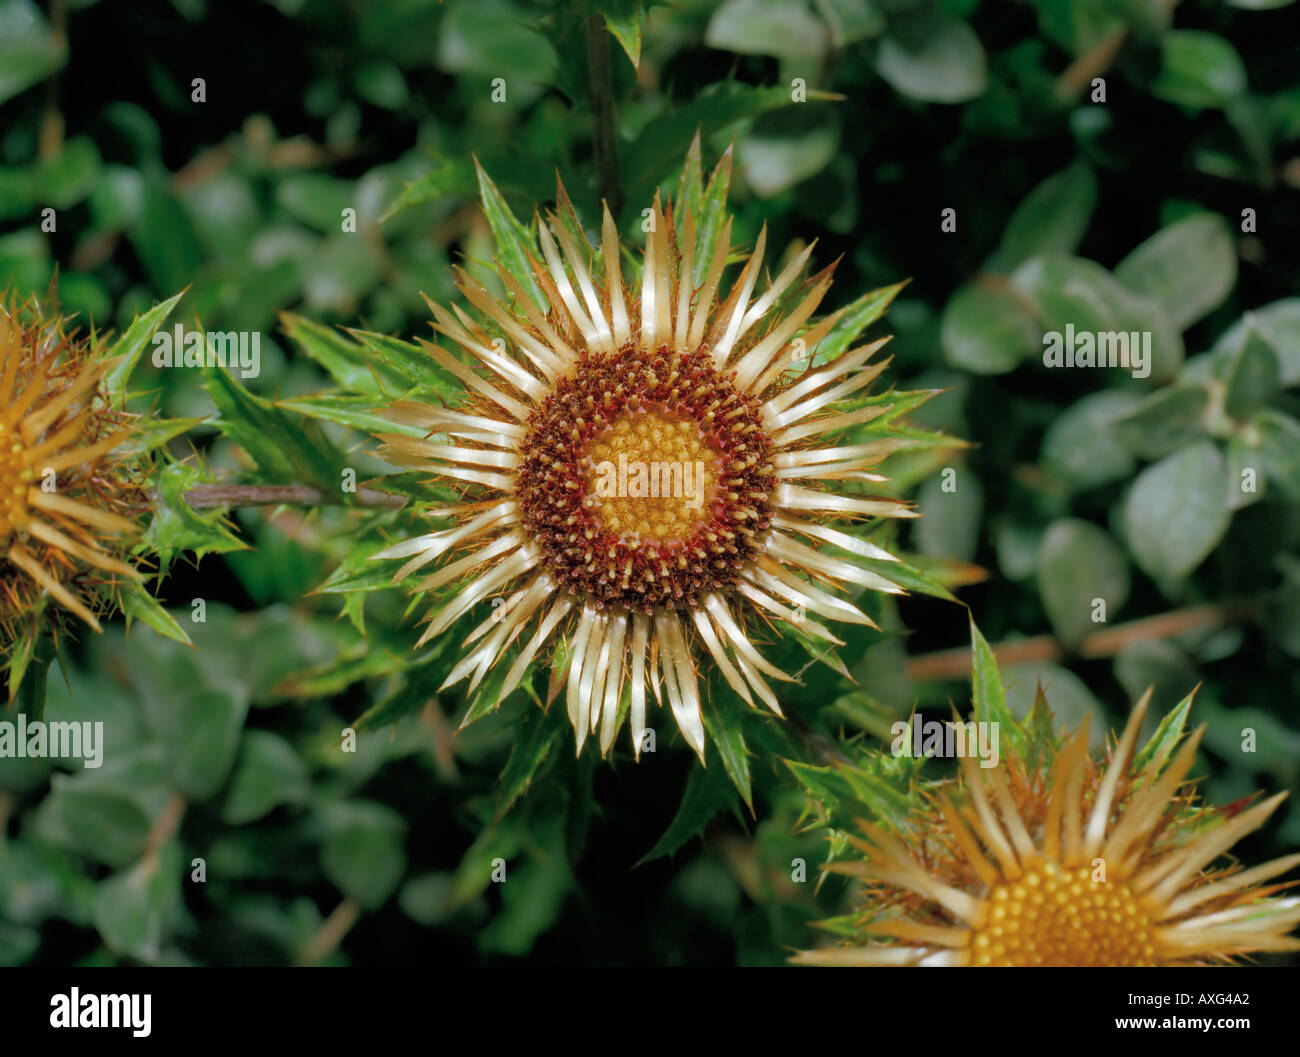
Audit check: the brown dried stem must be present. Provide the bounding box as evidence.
[907,601,1259,682]
[182,484,406,510]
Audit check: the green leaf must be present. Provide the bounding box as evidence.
[320,801,406,910]
[623,83,842,208]
[1035,0,1123,53]
[399,873,454,926]
[782,619,850,678]
[1108,384,1210,459]
[1014,254,1184,381]
[278,394,424,437]
[221,731,311,825]
[837,757,917,819]
[815,280,907,366]
[1040,389,1141,491]
[874,11,986,104]
[1023,682,1058,774]
[281,313,401,395]
[165,688,248,801]
[315,538,406,597]
[380,158,474,224]
[637,764,737,864]
[276,174,354,233]
[143,460,248,575]
[31,137,100,209]
[990,164,1098,272]
[740,107,841,197]
[354,61,408,110]
[275,646,408,699]
[675,132,706,228]
[970,617,1023,758]
[1114,640,1199,718]
[447,819,526,910]
[7,622,54,714]
[914,468,982,563]
[1197,699,1300,776]
[475,158,547,312]
[1213,300,1300,387]
[55,787,150,869]
[203,366,342,492]
[477,810,571,957]
[93,844,181,963]
[1036,519,1130,648]
[1226,433,1264,510]
[129,185,204,295]
[941,282,1035,374]
[117,581,192,646]
[604,5,645,70]
[102,290,186,402]
[685,140,734,289]
[1004,662,1103,736]
[116,415,204,459]
[0,0,66,106]
[1114,213,1236,331]
[1151,31,1248,108]
[0,924,38,966]
[819,0,885,45]
[857,553,958,602]
[343,327,461,398]
[458,661,520,729]
[495,707,565,819]
[706,0,829,60]
[435,0,558,83]
[1123,441,1231,582]
[1214,325,1280,420]
[783,757,857,816]
[353,656,449,733]
[1252,410,1300,501]
[702,692,753,809]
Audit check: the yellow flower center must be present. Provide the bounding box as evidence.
[583,409,719,543]
[970,860,1157,966]
[0,422,31,542]
[515,344,775,611]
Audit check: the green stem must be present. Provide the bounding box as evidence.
[586,12,622,215]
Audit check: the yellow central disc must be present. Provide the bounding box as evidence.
[970,860,1157,966]
[583,409,719,543]
[0,423,30,542]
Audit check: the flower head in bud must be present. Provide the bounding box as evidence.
[0,294,148,678]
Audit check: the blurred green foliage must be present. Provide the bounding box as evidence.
[0,0,1298,965]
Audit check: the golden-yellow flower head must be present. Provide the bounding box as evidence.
[795,681,1300,967]
[0,293,146,662]
[371,150,938,761]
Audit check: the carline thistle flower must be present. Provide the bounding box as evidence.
[0,294,146,671]
[371,152,925,760]
[794,688,1300,967]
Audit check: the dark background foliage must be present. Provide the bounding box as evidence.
[1,0,1298,966]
